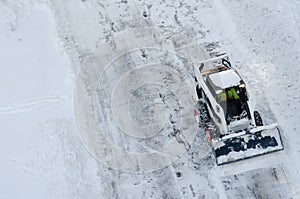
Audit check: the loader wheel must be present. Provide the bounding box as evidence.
[254,111,263,126]
[196,85,202,99]
[198,101,210,128]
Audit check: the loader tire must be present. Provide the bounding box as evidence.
[198,101,210,128]
[254,111,263,126]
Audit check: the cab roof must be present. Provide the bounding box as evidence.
[208,69,243,89]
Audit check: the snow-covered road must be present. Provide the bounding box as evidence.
[0,0,299,198]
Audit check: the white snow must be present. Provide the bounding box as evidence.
[0,3,73,199]
[0,0,300,198]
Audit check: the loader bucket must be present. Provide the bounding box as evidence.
[212,124,284,165]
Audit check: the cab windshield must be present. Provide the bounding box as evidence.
[216,86,248,121]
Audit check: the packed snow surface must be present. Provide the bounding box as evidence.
[0,0,300,198]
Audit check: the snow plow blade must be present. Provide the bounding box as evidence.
[212,124,283,165]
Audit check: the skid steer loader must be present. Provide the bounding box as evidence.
[193,54,283,165]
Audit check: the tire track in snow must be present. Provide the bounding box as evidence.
[0,92,65,115]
